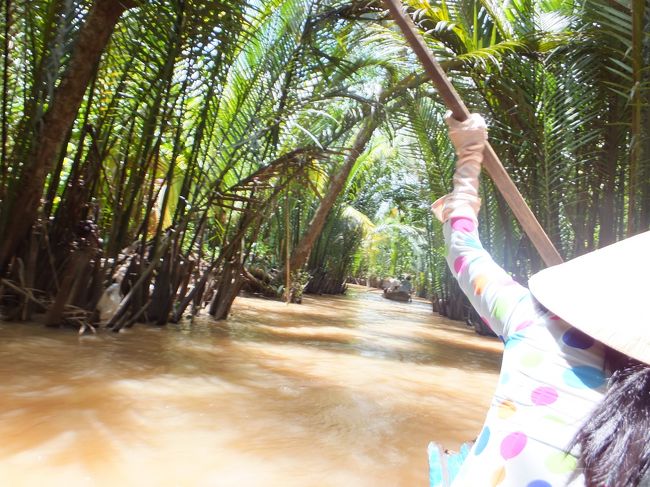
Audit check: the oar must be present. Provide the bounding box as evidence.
[383,0,563,267]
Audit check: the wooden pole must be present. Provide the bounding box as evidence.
[383,0,563,267]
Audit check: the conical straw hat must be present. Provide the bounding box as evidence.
[528,231,650,365]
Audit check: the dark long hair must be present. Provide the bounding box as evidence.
[571,347,650,486]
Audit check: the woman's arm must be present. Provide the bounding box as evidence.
[444,214,530,339]
[434,113,533,339]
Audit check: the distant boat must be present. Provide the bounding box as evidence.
[382,288,412,302]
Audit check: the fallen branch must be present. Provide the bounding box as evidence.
[0,278,49,310]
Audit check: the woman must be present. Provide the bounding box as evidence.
[431,113,650,486]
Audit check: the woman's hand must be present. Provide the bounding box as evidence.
[432,112,488,222]
[445,112,488,153]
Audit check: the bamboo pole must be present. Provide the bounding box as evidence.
[383,0,563,267]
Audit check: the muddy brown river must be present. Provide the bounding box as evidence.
[0,285,502,486]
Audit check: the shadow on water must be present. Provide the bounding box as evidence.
[0,285,502,486]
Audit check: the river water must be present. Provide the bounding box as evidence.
[0,286,502,486]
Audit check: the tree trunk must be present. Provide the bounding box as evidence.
[598,99,621,247]
[148,248,173,325]
[170,263,213,323]
[0,0,137,272]
[208,260,245,320]
[44,245,94,327]
[0,0,12,199]
[627,0,644,236]
[289,115,379,271]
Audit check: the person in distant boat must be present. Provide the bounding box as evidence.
[430,112,650,486]
[399,275,412,294]
[383,277,401,292]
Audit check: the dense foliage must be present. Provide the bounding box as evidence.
[0,0,648,329]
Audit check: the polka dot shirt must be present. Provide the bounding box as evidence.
[445,216,608,486]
